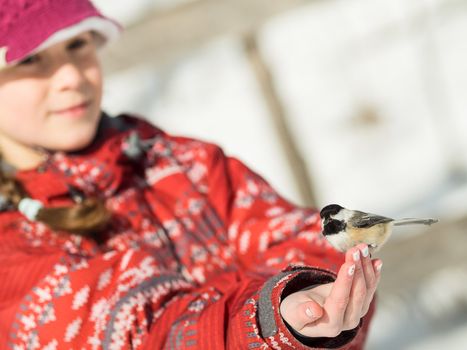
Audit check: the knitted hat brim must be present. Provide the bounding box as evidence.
[34,17,121,56]
[0,0,122,69]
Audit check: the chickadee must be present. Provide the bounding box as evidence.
[320,204,438,254]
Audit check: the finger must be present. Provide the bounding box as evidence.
[361,259,383,315]
[358,244,377,315]
[342,246,366,330]
[359,244,375,289]
[324,251,356,330]
[373,259,383,276]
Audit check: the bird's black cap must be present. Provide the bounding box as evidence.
[320,204,344,219]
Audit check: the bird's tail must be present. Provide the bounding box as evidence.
[393,218,438,226]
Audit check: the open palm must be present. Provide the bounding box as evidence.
[280,244,382,338]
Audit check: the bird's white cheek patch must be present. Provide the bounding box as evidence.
[325,233,351,252]
[333,209,354,222]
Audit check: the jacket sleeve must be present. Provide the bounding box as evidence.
[143,264,375,350]
[185,142,374,349]
[202,143,341,272]
[131,116,338,272]
[134,120,375,349]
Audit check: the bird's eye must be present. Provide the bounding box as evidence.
[323,219,346,235]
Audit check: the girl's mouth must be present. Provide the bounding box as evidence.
[53,101,90,118]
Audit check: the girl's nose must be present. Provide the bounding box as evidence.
[52,61,86,91]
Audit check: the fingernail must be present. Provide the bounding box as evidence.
[306,307,314,318]
[348,264,356,276]
[352,250,360,262]
[361,246,369,257]
[376,262,383,272]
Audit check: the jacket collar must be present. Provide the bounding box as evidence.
[12,113,140,205]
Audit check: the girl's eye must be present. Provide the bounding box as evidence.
[68,38,89,50]
[18,55,40,65]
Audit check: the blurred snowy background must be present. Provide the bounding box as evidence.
[93,0,467,348]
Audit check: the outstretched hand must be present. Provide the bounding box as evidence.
[280,244,382,338]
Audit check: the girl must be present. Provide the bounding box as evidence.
[0,0,381,349]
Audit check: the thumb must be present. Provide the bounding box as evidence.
[298,300,324,327]
[281,298,323,332]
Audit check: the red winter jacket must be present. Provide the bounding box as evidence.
[0,114,374,349]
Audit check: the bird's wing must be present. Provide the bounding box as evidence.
[351,211,393,228]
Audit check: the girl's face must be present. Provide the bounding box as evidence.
[0,31,103,169]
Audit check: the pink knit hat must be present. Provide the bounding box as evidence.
[0,0,121,68]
